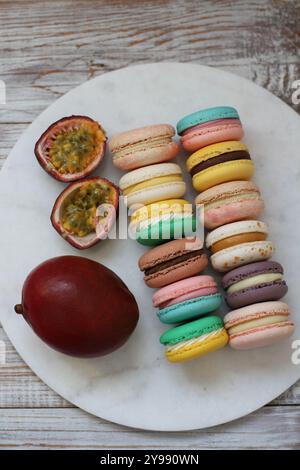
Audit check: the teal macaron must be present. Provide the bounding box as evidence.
[135,215,197,246]
[157,293,222,324]
[176,106,240,135]
[160,315,228,363]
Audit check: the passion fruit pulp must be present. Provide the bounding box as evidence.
[35,116,107,182]
[51,177,119,249]
[14,256,139,358]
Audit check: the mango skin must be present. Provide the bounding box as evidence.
[15,256,139,357]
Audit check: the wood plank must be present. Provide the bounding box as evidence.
[0,406,299,449]
[0,326,299,409]
[0,328,71,408]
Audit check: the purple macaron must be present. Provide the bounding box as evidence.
[222,261,288,309]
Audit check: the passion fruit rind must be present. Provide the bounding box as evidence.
[35,116,107,182]
[51,177,119,249]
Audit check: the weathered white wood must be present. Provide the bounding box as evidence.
[0,407,299,449]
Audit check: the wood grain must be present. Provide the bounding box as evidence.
[0,0,300,449]
[0,407,299,449]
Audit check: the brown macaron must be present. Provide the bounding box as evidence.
[138,237,208,288]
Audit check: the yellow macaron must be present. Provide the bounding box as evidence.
[160,316,229,363]
[186,141,254,192]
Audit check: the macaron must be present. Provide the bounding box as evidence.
[109,124,180,170]
[119,163,186,208]
[177,106,243,152]
[134,213,197,247]
[186,141,254,192]
[224,301,294,350]
[153,275,222,324]
[195,180,264,229]
[222,261,288,309]
[206,220,274,273]
[160,315,229,363]
[138,237,208,288]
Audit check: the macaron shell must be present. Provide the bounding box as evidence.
[113,142,180,171]
[144,254,208,288]
[153,275,217,307]
[181,119,243,153]
[224,300,289,326]
[138,236,203,271]
[125,181,186,207]
[165,328,228,363]
[160,314,224,344]
[136,215,197,246]
[177,106,240,135]
[211,241,274,272]
[226,280,288,309]
[192,159,254,192]
[203,199,264,230]
[163,286,217,307]
[109,124,176,149]
[229,321,294,350]
[157,293,222,324]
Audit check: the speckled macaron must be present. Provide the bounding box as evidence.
[206,220,274,272]
[195,180,264,229]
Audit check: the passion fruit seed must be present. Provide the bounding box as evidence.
[48,123,105,174]
[61,182,114,237]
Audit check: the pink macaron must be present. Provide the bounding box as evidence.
[181,119,243,153]
[224,301,294,350]
[196,180,265,229]
[109,124,180,171]
[153,275,222,324]
[176,106,243,153]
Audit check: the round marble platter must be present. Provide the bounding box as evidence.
[0,63,300,431]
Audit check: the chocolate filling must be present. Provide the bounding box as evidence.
[144,249,204,276]
[190,150,251,176]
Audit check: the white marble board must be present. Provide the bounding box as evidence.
[0,63,300,431]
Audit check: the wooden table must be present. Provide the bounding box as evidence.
[0,0,299,450]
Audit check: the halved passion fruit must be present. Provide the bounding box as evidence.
[51,177,119,249]
[35,116,107,182]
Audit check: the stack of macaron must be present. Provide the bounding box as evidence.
[110,124,227,364]
[109,124,196,246]
[176,106,294,350]
[138,237,229,363]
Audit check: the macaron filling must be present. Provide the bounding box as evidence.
[227,273,283,294]
[123,174,183,196]
[210,232,266,253]
[112,135,173,158]
[143,249,205,276]
[165,329,225,353]
[190,150,251,176]
[228,314,289,336]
